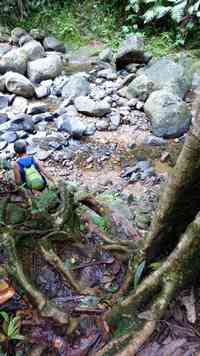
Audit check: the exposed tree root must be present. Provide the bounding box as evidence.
[115,281,175,356]
[98,212,200,354]
[1,231,68,324]
[145,121,200,262]
[38,240,82,293]
[82,212,135,248]
[111,261,133,303]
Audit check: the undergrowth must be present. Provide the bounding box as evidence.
[18,0,121,48]
[17,0,179,55]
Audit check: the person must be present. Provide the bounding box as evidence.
[13,140,54,192]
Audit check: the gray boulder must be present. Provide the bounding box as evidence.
[4,72,35,98]
[11,96,28,114]
[43,36,65,53]
[11,28,27,44]
[19,34,33,47]
[144,90,191,138]
[74,96,111,117]
[30,28,46,41]
[116,36,145,69]
[62,73,89,98]
[27,102,48,115]
[98,48,113,63]
[0,113,9,124]
[0,75,5,91]
[0,141,7,150]
[56,114,86,138]
[22,40,45,61]
[143,58,191,98]
[110,112,121,130]
[35,85,50,99]
[97,68,117,80]
[127,74,154,101]
[0,44,11,57]
[27,55,62,82]
[96,119,109,131]
[0,49,28,75]
[0,95,9,109]
[1,131,17,143]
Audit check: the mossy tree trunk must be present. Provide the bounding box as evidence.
[96,100,200,355]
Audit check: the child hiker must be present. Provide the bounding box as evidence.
[13,140,55,192]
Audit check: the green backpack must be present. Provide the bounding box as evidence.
[24,165,45,191]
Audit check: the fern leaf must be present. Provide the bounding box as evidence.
[171,0,187,23]
[155,6,171,19]
[143,8,157,23]
[134,260,145,289]
[193,0,200,13]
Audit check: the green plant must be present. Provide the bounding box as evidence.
[134,260,145,289]
[125,0,200,44]
[91,214,111,234]
[0,311,24,342]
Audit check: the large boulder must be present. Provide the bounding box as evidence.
[30,28,46,41]
[43,36,65,53]
[62,73,90,98]
[144,90,191,138]
[22,40,45,61]
[19,34,33,47]
[27,55,63,83]
[0,44,11,57]
[0,49,28,75]
[74,96,111,117]
[10,28,27,44]
[4,72,35,98]
[127,74,154,101]
[98,48,113,64]
[116,36,145,69]
[0,95,9,109]
[56,114,86,138]
[142,58,191,98]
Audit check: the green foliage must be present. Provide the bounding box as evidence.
[125,0,200,44]
[0,311,24,342]
[18,1,120,47]
[91,214,111,234]
[134,260,145,289]
[0,0,56,25]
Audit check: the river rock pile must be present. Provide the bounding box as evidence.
[0,28,198,162]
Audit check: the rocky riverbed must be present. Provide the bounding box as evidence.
[1,26,200,355]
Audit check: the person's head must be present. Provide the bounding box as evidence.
[14,140,27,156]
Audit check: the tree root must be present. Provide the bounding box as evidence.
[111,261,133,304]
[98,213,200,355]
[38,240,82,293]
[115,281,175,356]
[144,128,200,262]
[82,212,135,248]
[101,244,129,254]
[1,231,68,324]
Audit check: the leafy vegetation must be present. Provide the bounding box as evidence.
[1,1,200,57]
[125,0,200,45]
[0,311,24,354]
[18,1,121,47]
